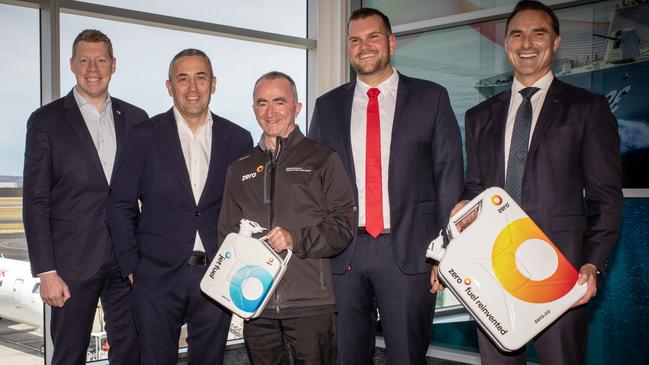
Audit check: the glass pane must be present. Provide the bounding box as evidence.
[0,4,42,363]
[60,13,307,144]
[363,0,518,25]
[387,0,649,356]
[60,13,307,355]
[393,0,649,188]
[79,0,307,37]
[0,4,39,181]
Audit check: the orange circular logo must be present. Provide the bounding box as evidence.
[492,218,579,303]
[464,278,472,285]
[491,195,503,206]
[256,165,264,173]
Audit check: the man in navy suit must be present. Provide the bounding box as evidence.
[108,49,253,364]
[308,8,464,364]
[23,29,147,364]
[454,1,623,363]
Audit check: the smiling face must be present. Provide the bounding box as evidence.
[166,55,216,127]
[70,41,115,108]
[348,14,396,86]
[252,77,302,149]
[505,9,561,86]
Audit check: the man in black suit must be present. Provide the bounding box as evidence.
[23,29,147,364]
[454,1,623,363]
[108,49,253,364]
[308,8,464,364]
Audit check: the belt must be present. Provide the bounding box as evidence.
[187,252,208,266]
[357,227,391,236]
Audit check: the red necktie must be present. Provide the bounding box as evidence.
[365,88,384,238]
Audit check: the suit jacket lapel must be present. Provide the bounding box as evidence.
[341,81,356,181]
[157,109,194,199]
[491,91,510,187]
[198,114,229,206]
[389,73,410,175]
[112,99,127,148]
[63,90,107,185]
[390,74,410,153]
[528,79,562,157]
[110,98,127,183]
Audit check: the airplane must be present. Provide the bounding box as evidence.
[0,256,112,359]
[0,256,42,328]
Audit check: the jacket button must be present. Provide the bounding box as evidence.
[195,211,200,217]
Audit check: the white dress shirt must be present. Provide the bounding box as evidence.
[504,71,554,175]
[174,107,213,253]
[73,87,117,183]
[350,69,399,228]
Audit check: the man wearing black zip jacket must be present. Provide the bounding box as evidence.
[218,71,356,365]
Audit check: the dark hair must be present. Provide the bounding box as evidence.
[72,29,113,59]
[253,71,298,101]
[348,7,392,35]
[168,48,214,80]
[506,0,560,36]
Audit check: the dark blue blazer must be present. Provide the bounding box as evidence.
[23,90,148,279]
[108,108,252,293]
[462,79,623,271]
[308,73,464,275]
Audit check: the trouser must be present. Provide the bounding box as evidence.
[133,264,231,365]
[333,233,436,365]
[243,312,336,365]
[478,305,588,364]
[50,260,138,365]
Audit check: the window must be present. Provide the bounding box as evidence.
[0,4,39,180]
[363,0,520,26]
[0,4,41,362]
[390,0,649,188]
[366,1,649,362]
[81,0,307,37]
[60,13,307,142]
[0,1,311,363]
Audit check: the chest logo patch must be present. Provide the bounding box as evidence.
[286,167,311,173]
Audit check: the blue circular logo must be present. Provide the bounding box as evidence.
[229,265,274,313]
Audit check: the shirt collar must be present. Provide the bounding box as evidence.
[173,107,213,135]
[73,86,112,113]
[511,71,554,96]
[259,126,304,151]
[355,67,399,95]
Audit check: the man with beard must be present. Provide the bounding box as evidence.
[308,8,464,364]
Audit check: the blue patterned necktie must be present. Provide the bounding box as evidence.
[505,87,540,203]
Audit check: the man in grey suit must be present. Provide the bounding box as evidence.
[454,1,623,363]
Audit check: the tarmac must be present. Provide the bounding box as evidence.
[0,319,43,365]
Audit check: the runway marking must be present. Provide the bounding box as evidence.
[0,238,28,249]
[0,336,42,354]
[0,325,42,355]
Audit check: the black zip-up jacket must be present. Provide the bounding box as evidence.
[218,127,356,318]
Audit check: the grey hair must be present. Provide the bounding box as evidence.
[168,48,213,80]
[253,71,298,101]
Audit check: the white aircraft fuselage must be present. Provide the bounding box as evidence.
[0,257,42,328]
